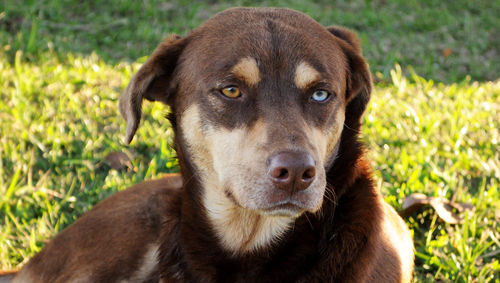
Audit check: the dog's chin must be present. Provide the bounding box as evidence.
[258,203,306,218]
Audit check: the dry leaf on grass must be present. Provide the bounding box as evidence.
[401,193,474,224]
[400,193,430,216]
[428,197,462,224]
[442,48,453,58]
[104,151,132,170]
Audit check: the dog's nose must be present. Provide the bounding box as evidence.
[268,151,316,193]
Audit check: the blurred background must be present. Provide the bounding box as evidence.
[2,0,499,82]
[1,0,499,281]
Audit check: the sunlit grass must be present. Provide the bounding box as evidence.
[366,66,500,281]
[0,50,498,281]
[0,51,177,268]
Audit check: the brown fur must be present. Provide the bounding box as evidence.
[11,7,413,283]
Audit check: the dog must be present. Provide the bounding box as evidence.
[9,7,414,282]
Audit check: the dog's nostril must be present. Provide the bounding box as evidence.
[270,167,289,180]
[272,168,289,180]
[302,167,316,181]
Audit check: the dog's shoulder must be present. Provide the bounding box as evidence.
[378,201,414,281]
[106,173,183,205]
[85,173,183,230]
[109,173,183,213]
[364,198,414,282]
[13,174,183,283]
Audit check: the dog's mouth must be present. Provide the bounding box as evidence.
[225,189,311,218]
[260,202,306,217]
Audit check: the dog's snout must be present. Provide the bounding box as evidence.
[268,151,316,193]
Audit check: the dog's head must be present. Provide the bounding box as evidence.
[120,7,371,249]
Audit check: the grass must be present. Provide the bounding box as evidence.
[0,50,178,265]
[2,0,499,82]
[366,67,499,281]
[1,0,499,282]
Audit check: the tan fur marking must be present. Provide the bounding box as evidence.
[294,61,321,89]
[246,119,267,142]
[180,106,213,177]
[231,57,261,86]
[11,269,32,283]
[121,244,158,283]
[202,117,292,254]
[181,106,292,254]
[382,202,414,282]
[310,106,344,164]
[204,185,292,254]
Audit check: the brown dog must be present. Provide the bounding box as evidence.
[11,7,413,282]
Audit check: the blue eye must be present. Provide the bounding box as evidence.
[311,90,330,102]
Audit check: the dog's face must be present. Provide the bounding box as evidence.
[120,7,371,251]
[176,21,350,218]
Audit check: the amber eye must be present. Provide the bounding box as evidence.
[220,86,241,98]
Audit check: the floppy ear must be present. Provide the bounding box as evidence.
[119,34,187,144]
[327,26,372,127]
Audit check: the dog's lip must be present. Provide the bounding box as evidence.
[261,200,303,210]
[224,189,305,217]
[263,202,300,211]
[258,201,306,217]
[224,186,319,217]
[227,189,304,211]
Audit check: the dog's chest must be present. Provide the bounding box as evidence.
[158,218,323,282]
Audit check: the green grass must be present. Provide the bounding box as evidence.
[1,0,499,282]
[366,66,500,281]
[2,0,499,82]
[0,50,178,265]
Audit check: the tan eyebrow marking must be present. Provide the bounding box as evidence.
[230,57,261,86]
[294,61,321,89]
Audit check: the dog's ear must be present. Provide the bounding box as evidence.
[119,34,187,144]
[327,26,372,125]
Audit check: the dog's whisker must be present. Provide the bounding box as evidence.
[343,123,361,134]
[303,213,314,231]
[326,183,338,205]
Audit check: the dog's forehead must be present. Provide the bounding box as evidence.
[183,8,345,80]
